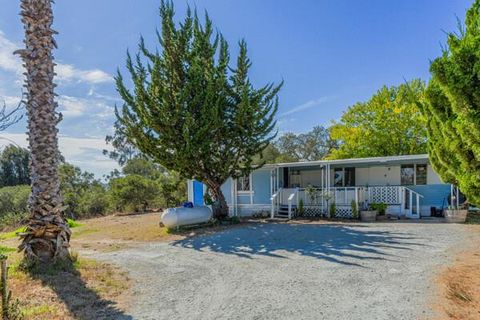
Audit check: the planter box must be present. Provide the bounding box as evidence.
[444,209,468,223]
[376,214,388,221]
[360,210,377,222]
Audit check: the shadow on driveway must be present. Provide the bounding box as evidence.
[171,223,425,267]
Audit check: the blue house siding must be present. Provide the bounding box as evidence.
[252,169,271,204]
[410,184,451,209]
[221,179,232,204]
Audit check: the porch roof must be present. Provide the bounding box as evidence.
[264,154,429,169]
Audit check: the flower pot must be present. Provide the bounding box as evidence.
[376,214,388,221]
[444,209,468,223]
[360,210,377,222]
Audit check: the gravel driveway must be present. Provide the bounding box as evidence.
[92,222,468,320]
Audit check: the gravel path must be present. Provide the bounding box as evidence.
[91,222,468,320]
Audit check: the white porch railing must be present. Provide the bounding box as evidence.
[272,185,424,218]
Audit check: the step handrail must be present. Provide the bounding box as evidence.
[270,188,281,218]
[287,188,299,219]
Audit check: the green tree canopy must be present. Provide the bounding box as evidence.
[0,144,30,187]
[115,1,281,217]
[254,126,337,164]
[328,80,427,159]
[420,0,480,205]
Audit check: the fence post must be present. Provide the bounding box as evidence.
[1,256,7,319]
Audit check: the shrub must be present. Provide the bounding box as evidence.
[370,202,387,215]
[351,200,358,219]
[77,184,109,218]
[0,185,30,214]
[329,201,336,218]
[0,185,30,229]
[66,219,82,228]
[109,175,159,212]
[298,198,305,217]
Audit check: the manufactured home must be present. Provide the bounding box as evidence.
[187,154,458,219]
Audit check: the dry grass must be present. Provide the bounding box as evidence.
[433,225,480,320]
[0,212,244,319]
[2,250,130,320]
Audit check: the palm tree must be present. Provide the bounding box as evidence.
[15,0,70,263]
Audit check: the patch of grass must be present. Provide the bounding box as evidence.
[71,227,100,238]
[67,218,82,228]
[0,226,27,240]
[466,211,480,224]
[22,304,58,318]
[0,245,16,255]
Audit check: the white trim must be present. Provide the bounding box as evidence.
[250,173,254,205]
[187,180,193,202]
[265,154,429,169]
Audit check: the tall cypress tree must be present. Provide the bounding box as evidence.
[115,1,281,218]
[421,0,480,205]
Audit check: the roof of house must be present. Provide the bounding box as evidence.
[263,154,429,169]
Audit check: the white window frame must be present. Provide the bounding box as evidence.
[237,174,253,194]
[401,164,428,186]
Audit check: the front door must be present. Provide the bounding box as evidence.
[193,180,204,206]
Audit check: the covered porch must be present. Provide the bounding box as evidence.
[268,156,428,219]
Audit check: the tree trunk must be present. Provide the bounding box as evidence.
[206,181,229,219]
[15,0,71,264]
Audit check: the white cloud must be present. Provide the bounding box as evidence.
[0,29,113,85]
[55,64,113,84]
[58,95,87,117]
[0,132,119,177]
[0,30,22,75]
[280,97,330,117]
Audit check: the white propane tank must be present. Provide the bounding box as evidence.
[161,206,213,228]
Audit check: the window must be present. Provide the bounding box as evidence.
[334,167,355,187]
[334,168,344,187]
[237,175,251,192]
[401,164,428,185]
[345,167,356,187]
[416,164,427,185]
[401,165,415,185]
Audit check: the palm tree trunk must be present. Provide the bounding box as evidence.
[15,0,71,263]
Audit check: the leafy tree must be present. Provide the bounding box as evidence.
[59,163,99,218]
[115,1,281,218]
[276,126,336,162]
[254,126,337,164]
[328,80,427,159]
[157,172,187,208]
[103,120,140,166]
[122,157,164,179]
[15,0,70,263]
[420,0,480,205]
[0,145,30,187]
[77,184,109,217]
[253,143,282,165]
[109,175,159,212]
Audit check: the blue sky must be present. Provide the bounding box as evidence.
[0,0,473,177]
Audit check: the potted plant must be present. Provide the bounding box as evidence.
[370,202,388,221]
[360,201,377,222]
[444,205,468,223]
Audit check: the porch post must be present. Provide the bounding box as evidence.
[456,186,460,209]
[416,193,420,217]
[355,187,359,213]
[409,189,412,216]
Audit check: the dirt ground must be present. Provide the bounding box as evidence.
[2,214,479,319]
[0,212,174,319]
[432,225,480,320]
